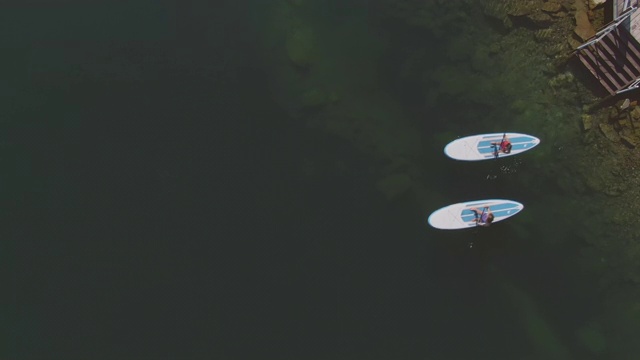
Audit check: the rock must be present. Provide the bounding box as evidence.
[619,117,630,127]
[583,130,596,144]
[549,72,574,87]
[507,0,541,16]
[618,119,631,132]
[604,185,623,197]
[589,0,607,10]
[620,98,631,110]
[483,6,512,32]
[574,10,596,41]
[621,135,637,148]
[600,122,620,142]
[631,107,640,121]
[582,114,593,131]
[502,16,514,30]
[609,106,620,120]
[534,28,554,42]
[542,2,563,13]
[526,12,555,27]
[551,11,569,18]
[544,43,566,56]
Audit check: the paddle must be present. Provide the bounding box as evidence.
[476,207,486,227]
[493,133,506,159]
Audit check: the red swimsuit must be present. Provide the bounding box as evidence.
[500,140,511,152]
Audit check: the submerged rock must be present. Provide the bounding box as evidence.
[604,184,625,197]
[534,28,554,42]
[582,114,593,131]
[286,26,314,68]
[542,2,563,13]
[600,123,620,142]
[506,0,541,16]
[544,43,567,56]
[551,10,569,18]
[526,12,554,27]
[620,135,636,148]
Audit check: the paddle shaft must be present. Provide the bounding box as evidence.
[494,133,506,159]
[476,207,486,227]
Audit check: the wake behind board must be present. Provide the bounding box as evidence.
[428,199,524,230]
[444,132,540,161]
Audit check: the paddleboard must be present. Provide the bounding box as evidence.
[428,199,524,230]
[444,133,540,161]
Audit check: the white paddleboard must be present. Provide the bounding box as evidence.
[444,133,540,161]
[428,199,524,230]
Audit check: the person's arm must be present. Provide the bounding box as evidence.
[467,208,479,222]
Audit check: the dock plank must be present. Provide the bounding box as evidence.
[596,37,639,80]
[576,1,640,94]
[578,48,618,94]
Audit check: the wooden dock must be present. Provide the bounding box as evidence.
[575,1,640,95]
[576,26,640,94]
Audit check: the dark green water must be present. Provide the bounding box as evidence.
[6,1,629,359]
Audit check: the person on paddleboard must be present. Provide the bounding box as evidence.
[492,135,512,154]
[469,206,494,227]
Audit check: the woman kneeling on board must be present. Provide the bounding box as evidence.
[491,135,512,154]
[469,207,494,227]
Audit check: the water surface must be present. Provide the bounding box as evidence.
[6,1,623,359]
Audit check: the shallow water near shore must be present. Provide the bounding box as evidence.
[6,0,635,359]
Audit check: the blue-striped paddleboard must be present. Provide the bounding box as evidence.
[428,199,524,230]
[444,133,540,161]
